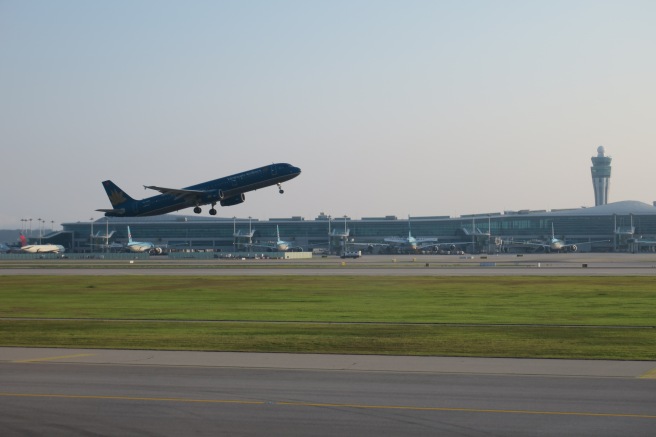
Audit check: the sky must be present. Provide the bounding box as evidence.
[1,0,655,230]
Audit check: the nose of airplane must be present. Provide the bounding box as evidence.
[291,165,301,176]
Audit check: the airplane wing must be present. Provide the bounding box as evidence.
[96,208,125,214]
[382,237,439,244]
[247,243,275,249]
[579,239,610,245]
[562,239,611,248]
[633,238,656,244]
[143,185,215,201]
[417,241,471,250]
[510,241,547,248]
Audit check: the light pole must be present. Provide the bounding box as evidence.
[343,215,348,253]
[248,216,252,252]
[328,215,331,254]
[90,218,94,252]
[29,218,32,236]
[488,214,491,254]
[233,216,236,252]
[37,218,43,244]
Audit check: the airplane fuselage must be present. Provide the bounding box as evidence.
[20,244,65,254]
[102,163,301,217]
[549,239,565,251]
[384,235,436,251]
[127,242,155,253]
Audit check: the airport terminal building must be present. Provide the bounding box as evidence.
[49,199,656,254]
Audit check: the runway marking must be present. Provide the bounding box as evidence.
[0,393,264,405]
[278,401,656,419]
[1,393,654,419]
[638,367,656,379]
[13,353,96,363]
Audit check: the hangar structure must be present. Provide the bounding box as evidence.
[54,200,656,254]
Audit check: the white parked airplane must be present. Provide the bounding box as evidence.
[354,218,469,252]
[18,234,65,253]
[249,226,301,252]
[126,226,162,254]
[512,224,608,253]
[383,230,439,251]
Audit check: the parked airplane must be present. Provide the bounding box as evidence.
[98,163,301,217]
[383,231,439,251]
[126,226,162,254]
[512,224,608,253]
[354,218,468,252]
[249,226,301,252]
[18,234,65,253]
[380,232,472,252]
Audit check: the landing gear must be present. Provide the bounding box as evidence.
[193,206,202,214]
[209,203,217,216]
[277,183,284,194]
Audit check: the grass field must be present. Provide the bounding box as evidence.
[1,275,655,360]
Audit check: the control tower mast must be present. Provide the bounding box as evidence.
[591,146,612,206]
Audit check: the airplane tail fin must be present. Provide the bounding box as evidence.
[101,180,135,208]
[127,226,133,244]
[19,233,27,247]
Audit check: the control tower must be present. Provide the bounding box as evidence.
[591,146,612,206]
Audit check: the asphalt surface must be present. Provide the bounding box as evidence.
[1,348,655,437]
[2,254,655,435]
[2,252,656,276]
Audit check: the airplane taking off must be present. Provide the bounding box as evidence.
[126,226,161,254]
[18,234,65,253]
[98,163,301,217]
[512,224,608,253]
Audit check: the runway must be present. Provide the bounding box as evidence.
[1,348,655,436]
[2,252,656,276]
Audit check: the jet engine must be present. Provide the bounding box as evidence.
[570,245,577,252]
[220,193,245,207]
[150,247,163,255]
[212,189,225,200]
